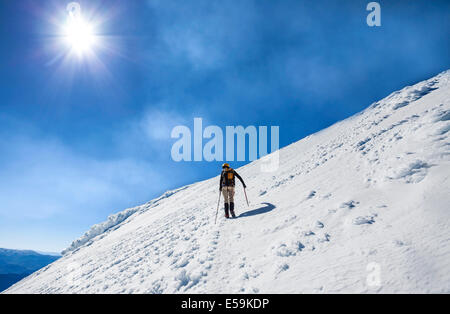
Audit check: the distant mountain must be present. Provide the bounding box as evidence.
[0,248,60,292]
[0,274,29,292]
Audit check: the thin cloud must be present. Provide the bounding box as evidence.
[0,117,162,221]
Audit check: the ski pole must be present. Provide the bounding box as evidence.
[215,190,221,224]
[243,187,249,207]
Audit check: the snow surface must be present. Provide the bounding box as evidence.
[4,70,450,294]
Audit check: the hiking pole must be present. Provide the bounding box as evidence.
[215,190,221,224]
[243,187,249,207]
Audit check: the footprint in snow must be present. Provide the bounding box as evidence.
[272,241,305,257]
[340,200,359,209]
[353,215,376,225]
[306,190,316,199]
[393,240,405,247]
[317,233,331,243]
[275,263,290,275]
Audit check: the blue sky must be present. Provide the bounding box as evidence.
[0,0,449,252]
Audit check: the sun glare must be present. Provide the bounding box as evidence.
[63,18,97,56]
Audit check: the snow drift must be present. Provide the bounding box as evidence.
[4,70,450,294]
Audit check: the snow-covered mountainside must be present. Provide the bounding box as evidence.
[5,71,450,294]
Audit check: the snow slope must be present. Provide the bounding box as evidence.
[5,71,450,294]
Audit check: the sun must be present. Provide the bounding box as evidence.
[63,17,97,56]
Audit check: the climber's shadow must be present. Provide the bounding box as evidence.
[238,202,276,218]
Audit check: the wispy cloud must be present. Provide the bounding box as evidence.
[146,0,260,70]
[0,115,161,222]
[139,107,187,141]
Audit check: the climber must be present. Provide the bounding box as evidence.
[219,163,247,218]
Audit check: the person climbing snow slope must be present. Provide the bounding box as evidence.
[219,163,246,218]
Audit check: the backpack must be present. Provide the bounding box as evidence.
[223,169,235,185]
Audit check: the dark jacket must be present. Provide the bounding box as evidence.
[220,168,246,190]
